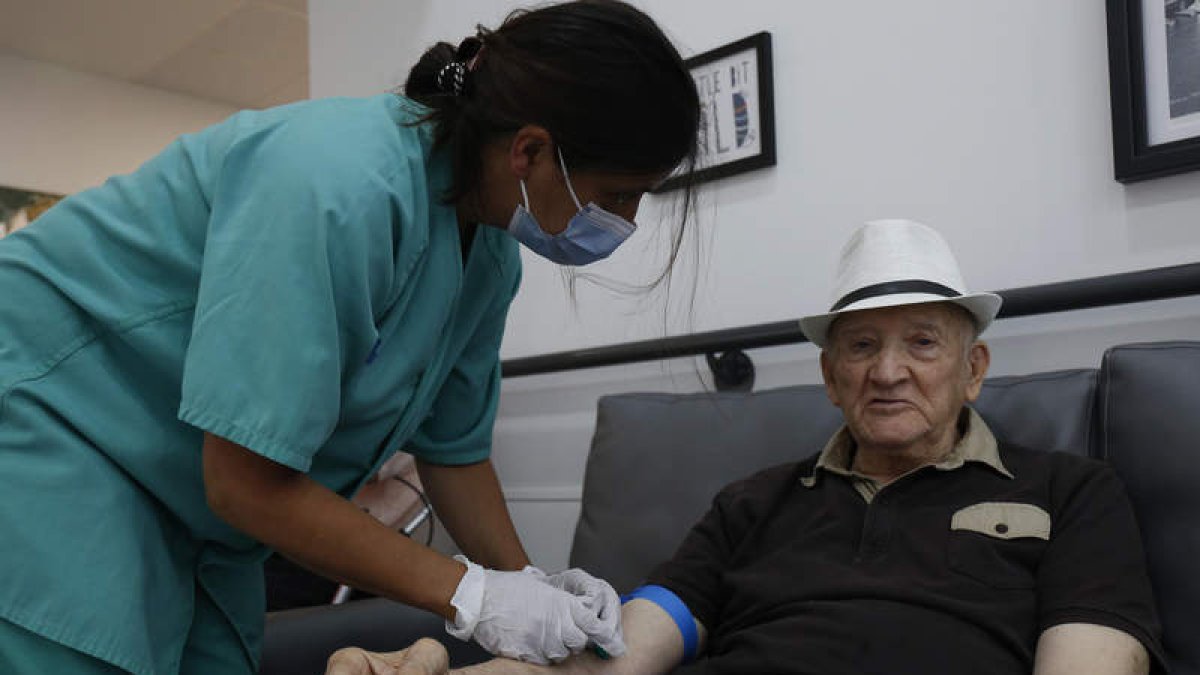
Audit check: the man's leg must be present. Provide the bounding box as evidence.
[0,617,127,674]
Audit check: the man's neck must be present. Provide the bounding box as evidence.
[850,428,961,486]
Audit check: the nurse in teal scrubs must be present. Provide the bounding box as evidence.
[0,1,700,673]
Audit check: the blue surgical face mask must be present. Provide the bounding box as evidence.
[506,148,637,266]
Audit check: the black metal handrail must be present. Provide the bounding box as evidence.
[501,261,1200,378]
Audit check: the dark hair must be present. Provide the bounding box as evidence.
[406,0,698,195]
[404,0,701,295]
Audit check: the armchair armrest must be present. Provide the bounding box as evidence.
[260,598,491,674]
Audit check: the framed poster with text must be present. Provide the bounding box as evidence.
[657,31,776,192]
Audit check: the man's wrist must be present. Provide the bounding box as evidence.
[451,658,561,675]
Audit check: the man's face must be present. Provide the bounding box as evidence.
[820,303,989,456]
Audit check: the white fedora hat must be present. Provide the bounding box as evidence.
[798,219,1002,348]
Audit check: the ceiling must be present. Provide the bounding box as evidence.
[1,0,309,109]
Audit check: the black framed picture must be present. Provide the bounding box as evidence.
[1107,0,1200,182]
[657,31,776,192]
[0,186,63,239]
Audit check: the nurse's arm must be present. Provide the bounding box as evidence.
[202,432,465,619]
[416,458,531,570]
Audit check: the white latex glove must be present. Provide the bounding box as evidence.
[445,556,602,665]
[539,568,626,658]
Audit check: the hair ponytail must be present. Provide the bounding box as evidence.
[405,42,457,100]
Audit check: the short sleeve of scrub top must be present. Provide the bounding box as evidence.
[178,105,412,472]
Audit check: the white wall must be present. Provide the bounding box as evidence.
[311,0,1200,571]
[0,54,236,194]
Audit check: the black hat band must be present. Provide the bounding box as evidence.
[829,279,962,312]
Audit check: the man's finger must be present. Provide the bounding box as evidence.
[396,638,450,675]
[325,647,397,675]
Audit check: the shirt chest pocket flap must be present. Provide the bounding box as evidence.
[948,502,1051,589]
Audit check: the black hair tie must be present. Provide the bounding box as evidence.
[437,61,467,97]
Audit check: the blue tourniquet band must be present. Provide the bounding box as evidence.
[621,584,699,663]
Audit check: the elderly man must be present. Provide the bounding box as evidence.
[328,220,1163,675]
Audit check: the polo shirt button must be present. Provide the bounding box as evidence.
[995,523,1009,534]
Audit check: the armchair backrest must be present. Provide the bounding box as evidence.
[1098,342,1200,675]
[570,369,1099,593]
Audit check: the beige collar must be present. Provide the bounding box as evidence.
[800,407,1012,489]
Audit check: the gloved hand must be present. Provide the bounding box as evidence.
[445,556,603,665]
[538,567,626,658]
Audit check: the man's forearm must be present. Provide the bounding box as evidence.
[451,657,557,675]
[1032,623,1150,675]
[452,599,706,675]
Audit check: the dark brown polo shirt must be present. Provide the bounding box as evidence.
[647,409,1165,674]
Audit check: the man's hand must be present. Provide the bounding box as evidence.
[326,638,450,675]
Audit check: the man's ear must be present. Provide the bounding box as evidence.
[964,341,990,402]
[507,124,553,179]
[820,350,842,408]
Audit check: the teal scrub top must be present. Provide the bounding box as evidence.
[0,94,521,674]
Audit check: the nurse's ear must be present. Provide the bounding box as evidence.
[507,124,553,179]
